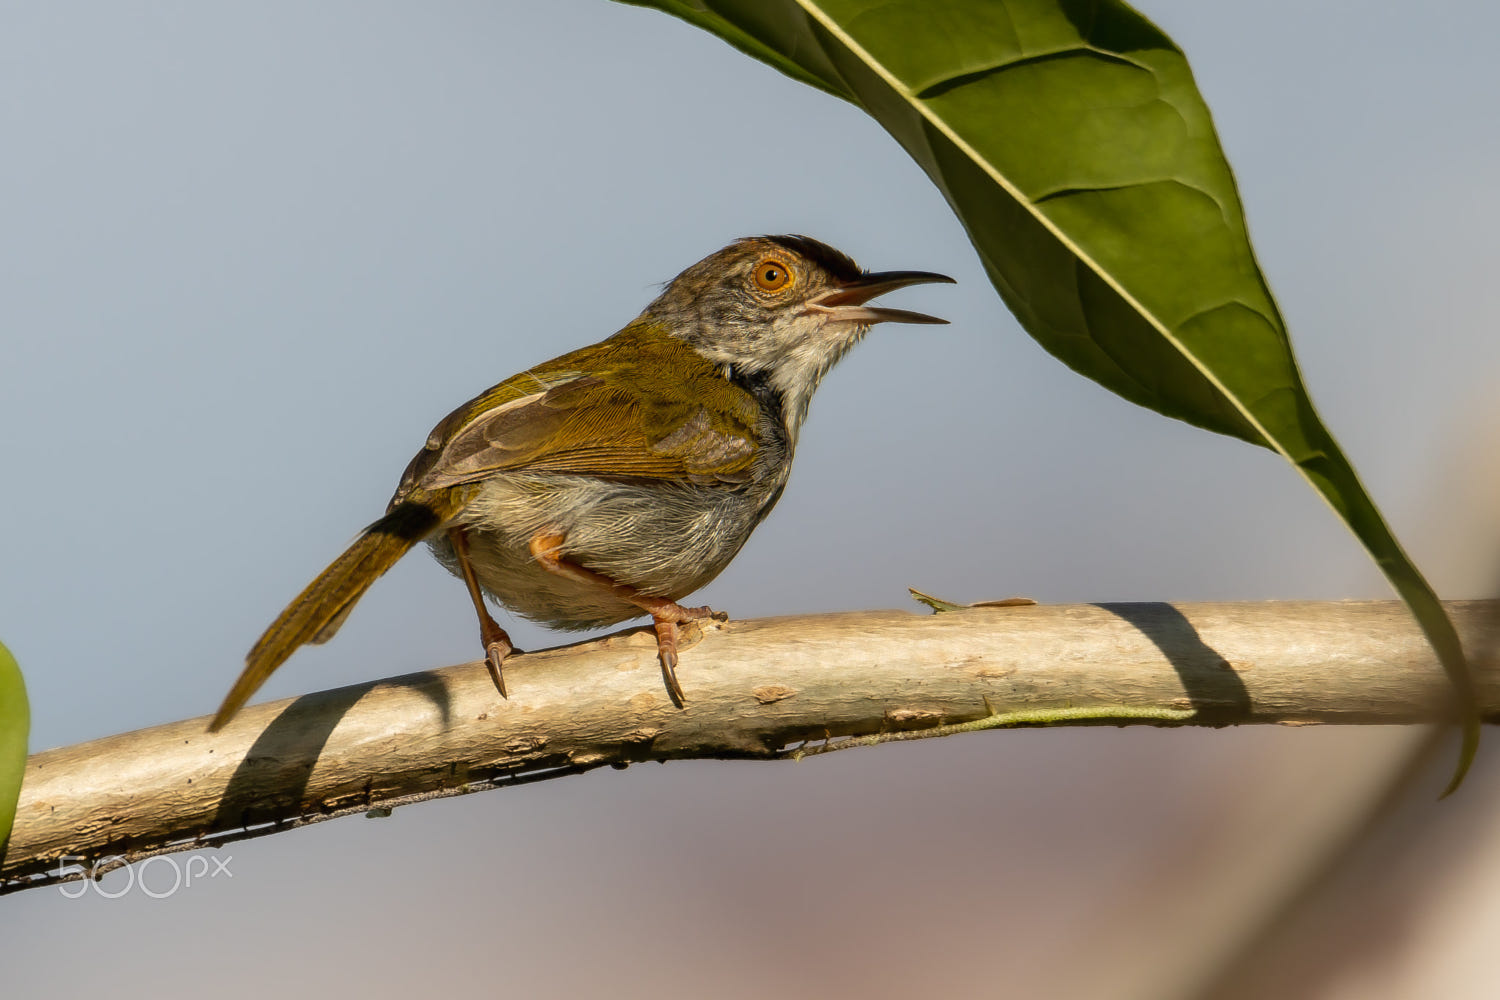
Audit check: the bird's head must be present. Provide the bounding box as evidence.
[640,235,954,431]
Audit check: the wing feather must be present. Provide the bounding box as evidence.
[389,324,761,506]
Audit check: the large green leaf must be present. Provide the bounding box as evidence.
[0,641,27,853]
[623,0,1480,788]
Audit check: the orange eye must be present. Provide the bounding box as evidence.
[753,258,792,292]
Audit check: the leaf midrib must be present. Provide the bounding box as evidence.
[791,0,1287,458]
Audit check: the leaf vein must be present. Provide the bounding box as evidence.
[916,46,1148,100]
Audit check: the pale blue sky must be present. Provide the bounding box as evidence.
[3,3,1498,996]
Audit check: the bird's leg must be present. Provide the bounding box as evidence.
[448,525,513,698]
[528,531,727,706]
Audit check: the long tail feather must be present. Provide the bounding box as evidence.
[208,501,445,731]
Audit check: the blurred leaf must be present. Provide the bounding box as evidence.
[624,0,1479,786]
[909,587,966,613]
[0,641,27,853]
[910,588,1036,613]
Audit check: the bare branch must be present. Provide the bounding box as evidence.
[4,600,1498,894]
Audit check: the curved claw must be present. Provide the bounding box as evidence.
[484,641,509,699]
[653,620,687,707]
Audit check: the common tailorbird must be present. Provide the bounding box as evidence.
[209,235,952,730]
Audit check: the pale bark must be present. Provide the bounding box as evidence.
[4,600,1498,893]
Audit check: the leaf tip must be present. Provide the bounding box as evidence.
[1439,715,1481,799]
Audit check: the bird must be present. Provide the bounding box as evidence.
[208,235,953,731]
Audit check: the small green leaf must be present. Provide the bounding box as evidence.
[0,640,28,854]
[909,587,967,614]
[624,0,1480,787]
[910,588,1036,613]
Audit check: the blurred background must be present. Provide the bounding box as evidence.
[3,2,1499,996]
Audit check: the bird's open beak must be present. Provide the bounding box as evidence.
[804,269,955,325]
